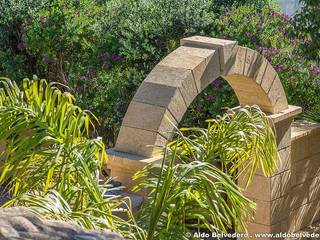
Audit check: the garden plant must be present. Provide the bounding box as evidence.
[0,0,319,239]
[1,0,319,144]
[0,78,278,239]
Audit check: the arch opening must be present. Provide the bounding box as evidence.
[114,36,289,158]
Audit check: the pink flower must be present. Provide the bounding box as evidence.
[111,53,122,62]
[208,95,216,102]
[212,79,221,88]
[17,40,25,50]
[309,65,320,75]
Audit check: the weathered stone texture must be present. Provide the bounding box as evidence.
[0,207,123,240]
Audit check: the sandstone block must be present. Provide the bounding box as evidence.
[308,176,320,202]
[122,101,178,138]
[288,182,309,210]
[133,82,187,121]
[239,174,281,201]
[260,64,277,95]
[115,126,166,157]
[292,153,320,186]
[292,136,310,162]
[159,46,211,92]
[180,35,238,73]
[309,133,320,156]
[225,46,246,76]
[293,201,320,232]
[144,65,198,107]
[171,46,221,91]
[273,118,293,150]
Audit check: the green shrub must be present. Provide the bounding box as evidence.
[1,1,319,144]
[0,0,47,79]
[293,0,320,62]
[102,0,215,66]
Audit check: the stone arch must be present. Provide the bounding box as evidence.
[114,36,288,157]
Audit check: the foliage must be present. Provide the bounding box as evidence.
[0,78,136,237]
[133,106,277,239]
[75,66,146,145]
[293,0,320,62]
[0,79,278,239]
[134,160,254,240]
[0,0,48,79]
[183,3,320,126]
[24,0,106,84]
[1,0,319,142]
[173,106,277,185]
[102,0,215,66]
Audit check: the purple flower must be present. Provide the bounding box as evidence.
[256,45,263,51]
[111,53,122,62]
[195,106,201,112]
[212,79,221,89]
[208,95,216,102]
[245,31,252,37]
[251,35,257,42]
[309,65,320,75]
[270,11,279,17]
[275,64,284,72]
[289,76,295,81]
[17,40,25,50]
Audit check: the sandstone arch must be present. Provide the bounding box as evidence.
[114,36,289,157]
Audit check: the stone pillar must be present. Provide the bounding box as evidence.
[108,149,163,190]
[239,105,302,239]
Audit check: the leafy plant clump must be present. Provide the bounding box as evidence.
[132,106,278,239]
[0,78,278,239]
[0,77,137,237]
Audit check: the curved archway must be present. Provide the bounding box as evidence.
[114,36,288,157]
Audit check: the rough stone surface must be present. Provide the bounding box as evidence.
[0,207,123,240]
[115,125,166,157]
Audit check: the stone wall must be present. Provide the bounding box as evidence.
[239,120,320,238]
[289,121,320,232]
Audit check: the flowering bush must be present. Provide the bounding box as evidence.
[182,4,320,126]
[0,1,319,145]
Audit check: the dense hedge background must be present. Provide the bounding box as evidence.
[0,0,319,146]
